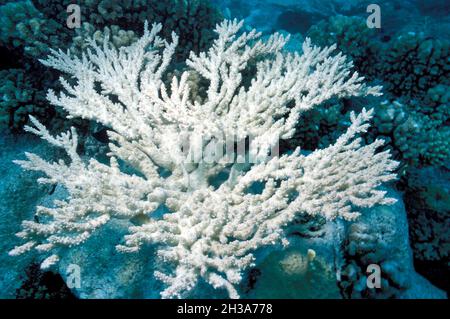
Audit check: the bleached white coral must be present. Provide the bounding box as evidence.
[10,19,398,298]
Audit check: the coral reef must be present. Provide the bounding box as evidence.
[280,98,346,151]
[33,0,222,61]
[10,20,398,298]
[379,33,449,98]
[0,66,60,132]
[404,167,449,293]
[307,15,381,81]
[0,0,70,60]
[372,87,449,167]
[303,14,450,167]
[340,188,445,298]
[0,69,35,130]
[0,0,69,132]
[0,0,447,301]
[70,23,139,56]
[0,0,221,131]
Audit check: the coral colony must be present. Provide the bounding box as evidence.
[9,20,399,298]
[0,0,220,130]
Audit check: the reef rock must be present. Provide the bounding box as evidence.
[0,133,58,298]
[246,187,446,299]
[341,187,446,298]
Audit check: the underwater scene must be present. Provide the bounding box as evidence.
[0,0,448,300]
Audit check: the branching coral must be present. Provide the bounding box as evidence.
[307,15,381,81]
[70,22,139,56]
[10,20,398,298]
[33,0,222,61]
[306,17,450,167]
[0,0,220,132]
[280,98,347,152]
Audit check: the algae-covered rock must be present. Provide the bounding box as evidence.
[0,133,60,298]
[340,187,446,299]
